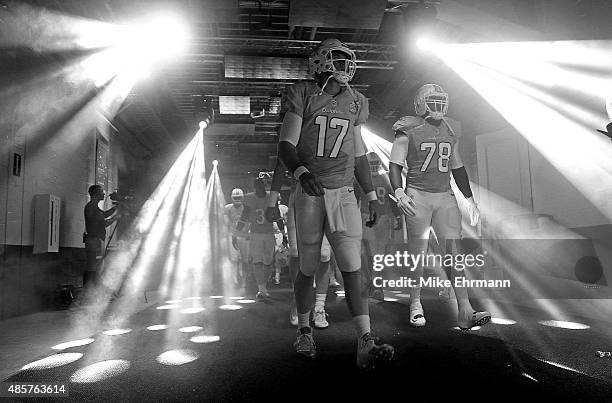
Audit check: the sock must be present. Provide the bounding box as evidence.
[253,263,266,289]
[314,293,326,312]
[341,270,369,317]
[410,286,421,304]
[353,314,371,339]
[298,312,311,329]
[263,264,272,284]
[294,270,314,315]
[315,260,330,294]
[457,298,473,314]
[289,257,299,284]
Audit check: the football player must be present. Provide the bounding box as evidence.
[267,169,334,329]
[272,199,289,285]
[389,83,491,330]
[276,38,394,369]
[234,178,277,300]
[356,151,401,300]
[224,188,249,287]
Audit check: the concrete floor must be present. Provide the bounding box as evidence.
[2,286,611,401]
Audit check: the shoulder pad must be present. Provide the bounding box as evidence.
[392,116,425,135]
[300,81,320,96]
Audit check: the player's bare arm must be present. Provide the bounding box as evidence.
[266,160,284,222]
[278,111,324,197]
[389,131,416,216]
[353,125,379,226]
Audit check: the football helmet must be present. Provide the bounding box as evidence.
[308,38,356,84]
[231,188,244,203]
[366,152,384,176]
[414,83,448,120]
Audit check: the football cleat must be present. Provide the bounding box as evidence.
[294,327,316,358]
[409,301,426,327]
[458,311,491,330]
[256,291,270,301]
[357,332,394,370]
[313,308,329,329]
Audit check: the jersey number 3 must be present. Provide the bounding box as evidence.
[420,142,451,172]
[255,208,265,225]
[315,115,350,158]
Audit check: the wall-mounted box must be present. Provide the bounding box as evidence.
[33,194,61,253]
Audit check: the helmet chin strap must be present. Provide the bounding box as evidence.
[343,80,358,103]
[318,74,357,102]
[318,74,334,95]
[441,117,456,136]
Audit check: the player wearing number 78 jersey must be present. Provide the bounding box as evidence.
[389,83,489,330]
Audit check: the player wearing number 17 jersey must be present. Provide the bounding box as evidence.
[389,83,490,330]
[277,38,393,369]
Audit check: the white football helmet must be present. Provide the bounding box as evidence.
[308,38,357,84]
[366,152,385,176]
[231,188,244,203]
[414,84,448,120]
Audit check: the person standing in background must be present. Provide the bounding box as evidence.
[83,185,118,291]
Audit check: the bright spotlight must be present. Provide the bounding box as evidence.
[416,37,434,51]
[539,320,590,330]
[212,160,218,167]
[102,328,132,336]
[199,120,209,129]
[126,13,189,62]
[219,304,242,311]
[156,349,199,366]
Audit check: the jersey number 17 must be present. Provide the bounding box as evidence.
[315,115,350,158]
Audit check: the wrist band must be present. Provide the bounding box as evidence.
[394,188,407,199]
[365,191,378,202]
[293,166,309,180]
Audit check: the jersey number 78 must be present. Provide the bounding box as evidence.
[420,142,451,172]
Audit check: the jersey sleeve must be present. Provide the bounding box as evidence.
[282,83,306,118]
[356,93,369,126]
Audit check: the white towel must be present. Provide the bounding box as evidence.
[323,187,347,233]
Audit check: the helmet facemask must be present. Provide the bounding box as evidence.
[231,195,243,206]
[415,84,449,120]
[231,188,244,206]
[309,40,357,86]
[366,152,385,176]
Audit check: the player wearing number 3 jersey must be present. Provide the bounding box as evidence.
[237,177,276,300]
[389,83,490,330]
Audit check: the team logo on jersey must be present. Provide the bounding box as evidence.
[349,101,359,115]
[323,98,341,114]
